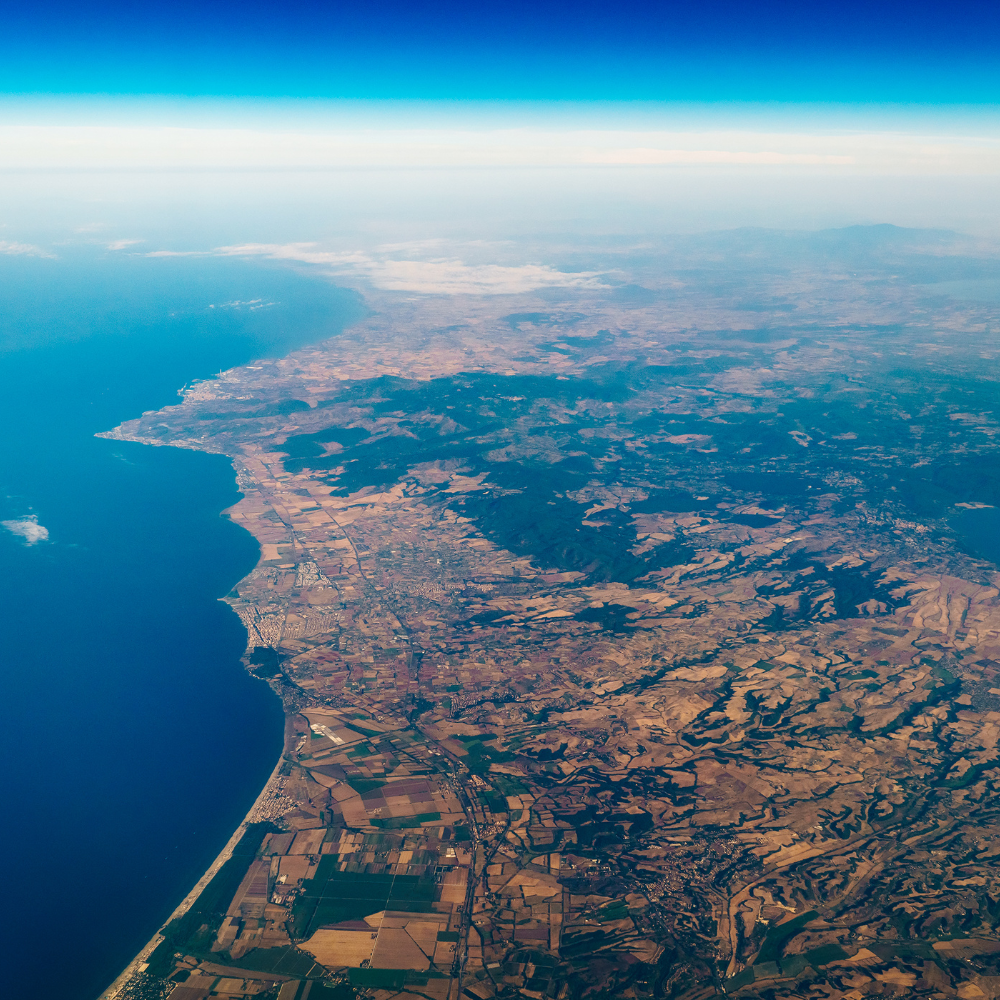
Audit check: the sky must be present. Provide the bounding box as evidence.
[2,0,1000,243]
[4,8,1000,1000]
[2,0,1000,102]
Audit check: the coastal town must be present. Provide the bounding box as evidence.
[101,231,1000,1000]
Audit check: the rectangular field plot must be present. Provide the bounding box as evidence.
[292,858,437,938]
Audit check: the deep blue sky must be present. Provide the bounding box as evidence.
[2,0,999,102]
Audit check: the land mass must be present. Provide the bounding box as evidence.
[101,228,1000,1000]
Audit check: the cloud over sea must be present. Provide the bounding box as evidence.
[2,514,49,545]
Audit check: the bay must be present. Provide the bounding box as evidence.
[0,251,361,1000]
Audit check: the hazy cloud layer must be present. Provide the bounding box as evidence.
[150,242,606,294]
[3,122,1000,174]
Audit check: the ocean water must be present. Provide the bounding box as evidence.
[952,506,1000,568]
[0,251,361,1000]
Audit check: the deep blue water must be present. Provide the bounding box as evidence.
[0,252,362,1000]
[952,506,1000,568]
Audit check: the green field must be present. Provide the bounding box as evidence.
[292,858,437,938]
[145,821,278,976]
[228,945,322,977]
[370,811,440,830]
[756,910,817,963]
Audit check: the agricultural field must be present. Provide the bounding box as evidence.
[106,229,1000,1000]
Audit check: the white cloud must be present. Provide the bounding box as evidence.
[107,238,143,250]
[208,299,277,311]
[145,249,207,257]
[365,259,603,295]
[2,515,49,545]
[0,239,53,257]
[211,243,361,265]
[212,242,604,294]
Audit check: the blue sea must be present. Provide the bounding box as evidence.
[0,251,361,1000]
[952,506,1000,569]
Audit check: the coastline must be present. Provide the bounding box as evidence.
[89,298,368,999]
[99,749,288,1000]
[90,437,291,1000]
[0,264,363,1000]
